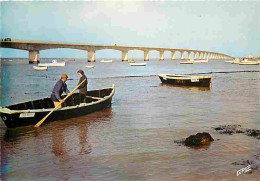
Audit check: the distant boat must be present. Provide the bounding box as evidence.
[158,74,212,87]
[225,60,234,63]
[239,61,259,65]
[100,59,113,63]
[180,60,194,64]
[38,60,65,67]
[64,58,75,61]
[128,59,135,63]
[85,65,95,68]
[129,62,147,66]
[193,59,208,63]
[33,66,48,71]
[231,58,241,64]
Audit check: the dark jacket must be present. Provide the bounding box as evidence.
[78,74,88,94]
[51,79,70,101]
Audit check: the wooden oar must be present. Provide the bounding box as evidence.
[34,78,87,127]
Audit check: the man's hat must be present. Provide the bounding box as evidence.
[77,70,84,75]
[61,74,68,79]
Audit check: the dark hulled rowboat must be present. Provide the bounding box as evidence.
[0,85,115,128]
[158,74,212,87]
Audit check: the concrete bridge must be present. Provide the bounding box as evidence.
[0,40,234,63]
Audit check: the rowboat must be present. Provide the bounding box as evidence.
[129,62,147,66]
[100,59,113,63]
[33,66,48,71]
[0,85,115,128]
[38,60,66,67]
[85,65,95,68]
[158,74,212,87]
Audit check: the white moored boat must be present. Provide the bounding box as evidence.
[239,59,259,65]
[38,60,66,67]
[128,59,135,63]
[85,65,95,68]
[225,60,234,63]
[100,59,113,63]
[180,60,194,64]
[129,62,147,66]
[33,66,48,71]
[193,59,208,63]
[231,58,241,64]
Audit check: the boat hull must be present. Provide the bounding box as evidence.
[0,86,115,128]
[33,66,48,71]
[239,62,259,65]
[129,63,147,66]
[158,74,211,87]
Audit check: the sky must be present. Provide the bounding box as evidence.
[0,1,260,58]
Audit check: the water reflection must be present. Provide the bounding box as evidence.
[1,107,113,178]
[160,83,211,91]
[4,126,36,142]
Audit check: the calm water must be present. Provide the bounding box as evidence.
[0,58,259,181]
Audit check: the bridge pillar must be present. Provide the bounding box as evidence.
[29,50,40,64]
[171,51,176,60]
[193,52,198,60]
[144,51,149,61]
[188,51,192,60]
[180,51,185,60]
[199,52,203,59]
[88,50,96,62]
[203,52,206,59]
[207,53,210,59]
[122,51,128,61]
[159,51,164,60]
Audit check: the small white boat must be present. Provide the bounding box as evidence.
[38,60,66,67]
[180,61,194,64]
[85,65,95,68]
[64,58,75,61]
[231,58,241,64]
[100,59,113,63]
[225,60,234,63]
[239,61,259,65]
[129,62,147,66]
[128,59,135,63]
[33,66,48,71]
[194,59,208,63]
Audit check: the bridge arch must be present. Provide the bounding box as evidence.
[40,48,86,59]
[95,49,121,59]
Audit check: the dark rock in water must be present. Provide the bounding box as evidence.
[213,125,260,139]
[246,129,260,139]
[184,132,214,147]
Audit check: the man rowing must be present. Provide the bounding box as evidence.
[51,74,71,108]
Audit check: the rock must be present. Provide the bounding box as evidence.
[213,125,260,139]
[246,129,260,139]
[184,132,214,147]
[232,154,260,173]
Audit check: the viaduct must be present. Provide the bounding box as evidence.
[0,40,233,63]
